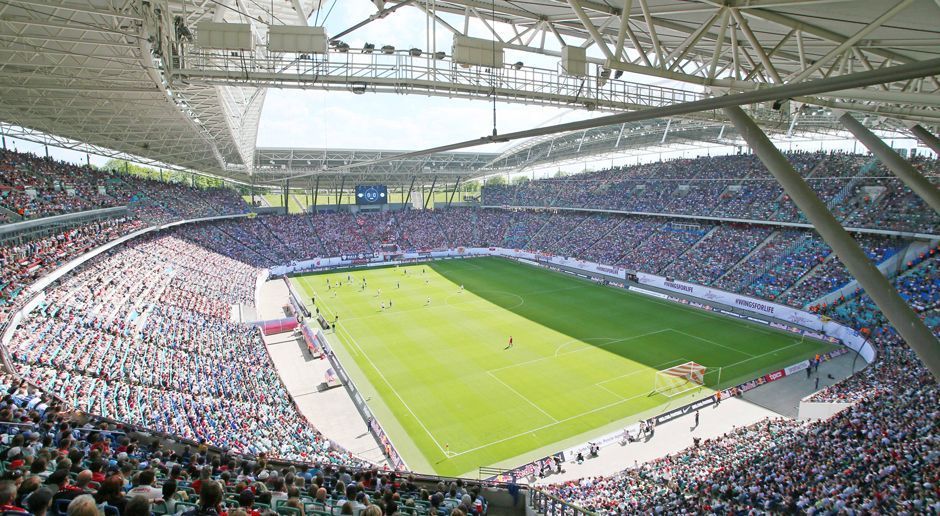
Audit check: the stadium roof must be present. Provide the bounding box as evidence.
[254,147,499,185]
[0,0,938,186]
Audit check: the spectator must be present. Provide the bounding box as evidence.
[127,470,162,501]
[67,495,99,516]
[93,476,127,514]
[0,480,27,513]
[124,496,151,516]
[25,487,53,516]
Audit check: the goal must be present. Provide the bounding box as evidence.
[652,362,712,397]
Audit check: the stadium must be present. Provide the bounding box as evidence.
[0,0,938,515]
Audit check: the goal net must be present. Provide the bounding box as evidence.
[652,362,708,398]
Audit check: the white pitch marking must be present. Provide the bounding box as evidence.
[335,324,450,456]
[487,371,559,423]
[669,329,757,357]
[722,340,805,370]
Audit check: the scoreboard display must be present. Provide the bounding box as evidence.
[355,185,388,205]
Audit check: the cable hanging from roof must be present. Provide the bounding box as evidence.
[491,0,498,138]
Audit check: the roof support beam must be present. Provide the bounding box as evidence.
[910,124,940,156]
[739,5,914,80]
[815,88,940,107]
[2,0,141,20]
[469,7,505,43]
[787,0,915,83]
[566,0,614,61]
[331,0,415,41]
[612,0,632,62]
[742,28,794,81]
[622,20,651,67]
[636,0,664,67]
[279,57,940,183]
[707,7,730,80]
[730,8,781,83]
[725,105,940,379]
[664,11,719,72]
[290,0,307,25]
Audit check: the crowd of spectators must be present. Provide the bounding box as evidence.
[819,248,940,331]
[739,234,832,301]
[151,208,912,314]
[6,142,940,516]
[0,161,936,514]
[0,372,489,516]
[781,236,903,308]
[618,224,708,274]
[542,248,940,514]
[662,225,773,286]
[545,345,937,514]
[5,234,363,466]
[0,217,144,323]
[0,149,248,225]
[482,151,940,233]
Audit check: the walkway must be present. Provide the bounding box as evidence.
[257,278,388,466]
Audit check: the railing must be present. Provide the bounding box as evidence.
[0,206,129,241]
[479,203,940,240]
[529,490,596,516]
[175,48,704,114]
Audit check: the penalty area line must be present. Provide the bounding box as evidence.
[487,371,559,423]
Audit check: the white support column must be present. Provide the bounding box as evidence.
[910,124,940,156]
[840,113,940,215]
[725,105,940,380]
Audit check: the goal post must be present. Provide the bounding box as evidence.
[652,362,709,397]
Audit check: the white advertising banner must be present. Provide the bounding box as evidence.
[636,272,825,330]
[492,248,627,279]
[636,272,875,363]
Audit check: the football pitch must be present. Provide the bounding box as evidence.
[291,257,835,476]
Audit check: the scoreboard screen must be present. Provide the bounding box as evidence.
[355,185,388,205]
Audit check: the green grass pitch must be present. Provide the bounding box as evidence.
[291,257,835,477]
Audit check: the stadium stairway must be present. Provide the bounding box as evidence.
[433,215,453,248]
[765,154,831,221]
[777,253,838,303]
[712,230,780,286]
[0,204,19,222]
[578,215,624,255]
[519,213,553,249]
[810,239,933,308]
[668,224,720,267]
[214,223,281,265]
[736,231,813,293]
[302,214,329,254]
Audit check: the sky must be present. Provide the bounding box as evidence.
[255,1,606,155]
[4,0,935,179]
